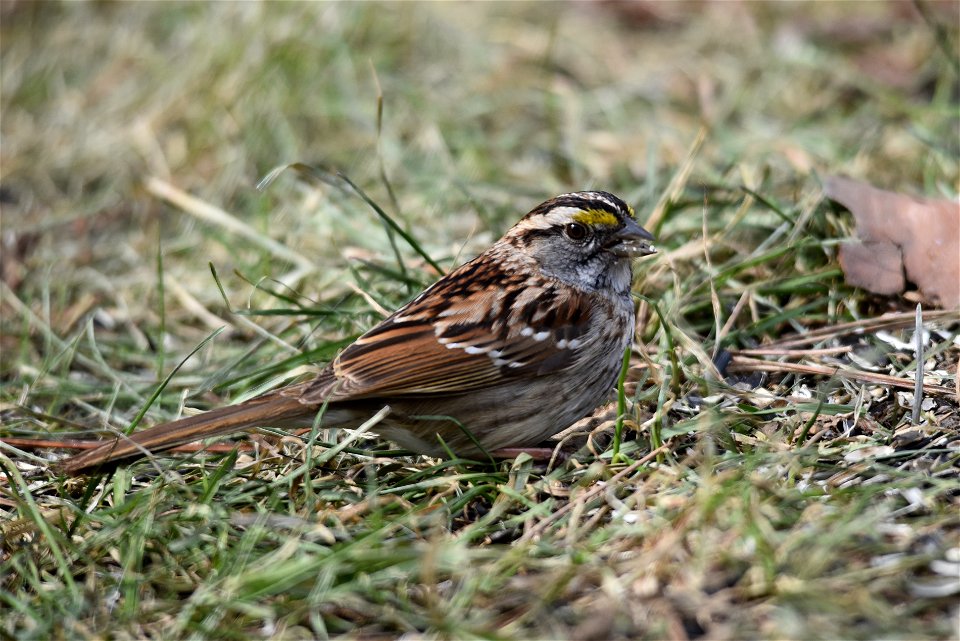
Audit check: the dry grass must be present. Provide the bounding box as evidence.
[2,3,958,639]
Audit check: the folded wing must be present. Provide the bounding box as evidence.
[296,254,595,403]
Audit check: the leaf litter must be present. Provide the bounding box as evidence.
[825,175,960,309]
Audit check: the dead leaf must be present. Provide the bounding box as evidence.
[837,241,905,295]
[824,176,960,309]
[591,0,695,28]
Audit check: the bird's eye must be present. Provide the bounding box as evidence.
[564,223,588,241]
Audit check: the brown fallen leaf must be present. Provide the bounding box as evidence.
[837,240,905,295]
[590,0,696,28]
[824,175,960,309]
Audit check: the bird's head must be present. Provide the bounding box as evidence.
[502,191,656,292]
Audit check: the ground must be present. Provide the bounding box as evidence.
[1,3,958,639]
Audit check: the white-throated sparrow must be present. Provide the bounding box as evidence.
[62,191,656,473]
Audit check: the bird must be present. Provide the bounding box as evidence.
[60,191,656,474]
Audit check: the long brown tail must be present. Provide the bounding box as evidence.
[60,393,310,475]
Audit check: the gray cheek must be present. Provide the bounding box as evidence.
[529,239,621,292]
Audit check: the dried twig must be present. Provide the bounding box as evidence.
[912,303,924,425]
[727,355,955,397]
[730,346,853,357]
[763,310,959,349]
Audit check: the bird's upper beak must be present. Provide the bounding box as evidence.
[608,217,657,257]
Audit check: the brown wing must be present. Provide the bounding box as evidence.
[295,252,595,404]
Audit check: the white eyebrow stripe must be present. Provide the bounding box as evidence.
[557,191,619,210]
[515,208,583,230]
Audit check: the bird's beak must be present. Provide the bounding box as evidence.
[608,217,657,257]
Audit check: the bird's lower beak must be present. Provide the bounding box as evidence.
[608,217,657,257]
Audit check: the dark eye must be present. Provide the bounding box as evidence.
[564,223,588,241]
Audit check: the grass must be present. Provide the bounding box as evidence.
[2,2,959,639]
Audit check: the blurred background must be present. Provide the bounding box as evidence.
[3,2,955,314]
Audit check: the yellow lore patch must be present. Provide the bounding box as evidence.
[573,209,620,227]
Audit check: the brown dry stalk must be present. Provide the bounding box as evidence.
[731,346,853,357]
[766,310,959,349]
[727,355,956,397]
